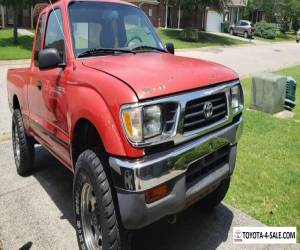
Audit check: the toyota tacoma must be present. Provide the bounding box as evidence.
[7,0,243,249]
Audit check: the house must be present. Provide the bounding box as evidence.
[206,0,248,32]
[0,0,48,29]
[1,0,246,33]
[127,0,249,32]
[127,0,206,30]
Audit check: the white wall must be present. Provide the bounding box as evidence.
[206,10,224,32]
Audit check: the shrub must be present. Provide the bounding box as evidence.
[255,21,277,39]
[223,21,230,33]
[181,27,199,42]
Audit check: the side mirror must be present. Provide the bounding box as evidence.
[165,43,175,54]
[38,48,63,70]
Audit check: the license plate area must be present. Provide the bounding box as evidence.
[185,145,230,189]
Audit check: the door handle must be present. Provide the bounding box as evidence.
[37,80,42,91]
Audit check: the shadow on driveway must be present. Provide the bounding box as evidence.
[33,147,233,250]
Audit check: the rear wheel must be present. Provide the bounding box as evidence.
[197,177,231,211]
[244,31,249,39]
[74,150,130,250]
[12,109,35,176]
[229,29,234,35]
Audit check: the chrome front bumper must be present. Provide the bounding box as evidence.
[108,117,243,229]
[109,117,243,192]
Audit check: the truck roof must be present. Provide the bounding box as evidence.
[48,0,135,7]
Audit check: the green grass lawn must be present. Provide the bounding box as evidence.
[255,32,296,42]
[0,29,33,60]
[157,28,247,49]
[225,65,300,242]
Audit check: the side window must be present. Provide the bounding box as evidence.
[34,14,45,66]
[44,9,65,62]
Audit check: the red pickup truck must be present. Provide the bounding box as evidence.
[7,0,243,249]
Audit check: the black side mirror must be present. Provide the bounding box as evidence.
[165,43,175,54]
[38,48,63,70]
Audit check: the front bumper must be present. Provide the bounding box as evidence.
[109,117,243,229]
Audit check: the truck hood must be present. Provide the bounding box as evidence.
[82,53,238,100]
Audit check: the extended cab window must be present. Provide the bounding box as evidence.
[34,14,45,66]
[44,9,65,62]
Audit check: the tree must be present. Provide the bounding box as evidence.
[0,0,38,44]
[244,0,300,32]
[277,0,300,33]
[181,0,230,27]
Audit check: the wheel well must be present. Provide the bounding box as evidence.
[72,119,105,167]
[13,95,20,110]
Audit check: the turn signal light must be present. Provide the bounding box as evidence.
[145,184,168,204]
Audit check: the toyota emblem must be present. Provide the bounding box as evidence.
[203,102,213,119]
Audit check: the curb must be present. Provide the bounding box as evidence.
[0,60,31,66]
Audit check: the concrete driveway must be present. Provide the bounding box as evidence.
[1,141,298,250]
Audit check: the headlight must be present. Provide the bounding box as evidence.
[121,105,162,143]
[231,85,243,114]
[143,105,162,138]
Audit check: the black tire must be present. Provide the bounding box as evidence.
[12,109,35,176]
[297,40,300,43]
[74,150,130,250]
[229,29,234,36]
[244,31,249,39]
[197,177,231,211]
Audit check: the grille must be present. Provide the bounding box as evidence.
[183,93,227,133]
[186,145,230,188]
[163,103,178,133]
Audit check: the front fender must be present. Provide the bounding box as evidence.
[68,84,143,158]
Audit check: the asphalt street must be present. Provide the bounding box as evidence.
[1,141,299,250]
[176,42,300,77]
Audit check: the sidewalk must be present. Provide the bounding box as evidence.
[207,31,267,44]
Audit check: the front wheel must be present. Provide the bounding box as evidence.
[74,150,130,250]
[197,177,231,211]
[244,31,249,39]
[229,29,234,35]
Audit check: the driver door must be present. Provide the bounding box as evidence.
[28,8,70,165]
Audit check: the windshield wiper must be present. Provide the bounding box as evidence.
[131,45,166,53]
[78,48,135,58]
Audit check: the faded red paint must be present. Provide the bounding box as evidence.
[7,0,238,171]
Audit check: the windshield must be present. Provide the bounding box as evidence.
[69,2,165,57]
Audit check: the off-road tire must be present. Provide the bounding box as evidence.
[197,177,231,211]
[12,109,35,176]
[74,150,130,250]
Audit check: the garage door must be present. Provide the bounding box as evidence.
[206,10,224,32]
